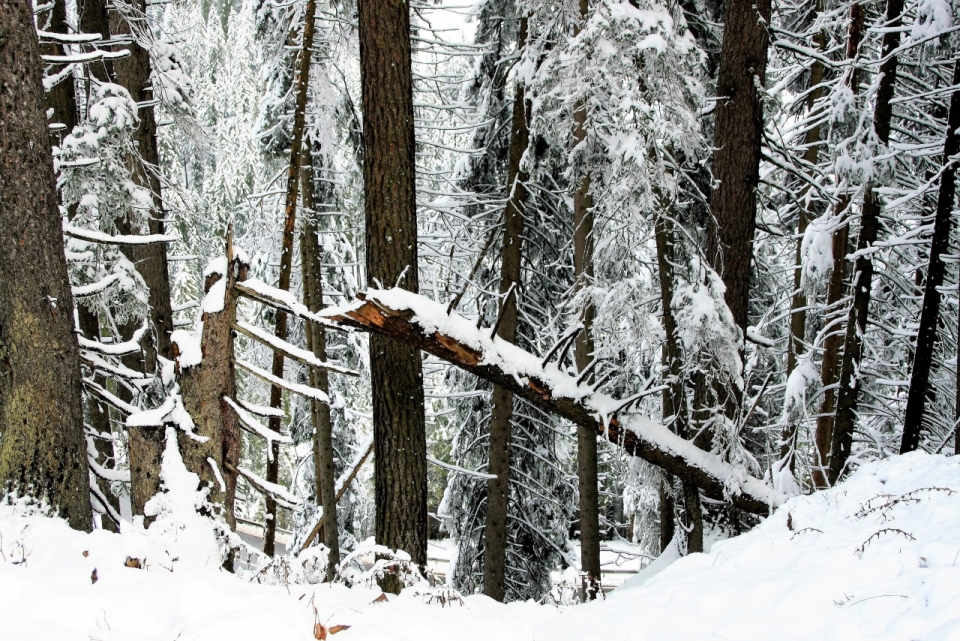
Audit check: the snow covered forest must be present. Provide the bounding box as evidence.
[1,0,959,634]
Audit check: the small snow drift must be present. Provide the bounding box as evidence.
[1,452,959,640]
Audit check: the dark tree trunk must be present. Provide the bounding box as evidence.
[0,0,92,531]
[300,158,340,580]
[263,0,317,557]
[571,0,601,599]
[707,0,772,335]
[812,2,862,489]
[829,0,903,484]
[483,17,528,603]
[900,59,960,453]
[110,0,175,516]
[655,214,703,553]
[358,0,428,573]
[78,0,113,82]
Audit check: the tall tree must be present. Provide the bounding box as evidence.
[263,0,318,557]
[829,0,904,483]
[109,0,176,515]
[483,15,528,603]
[0,0,92,531]
[900,59,960,453]
[358,0,428,572]
[571,0,601,599]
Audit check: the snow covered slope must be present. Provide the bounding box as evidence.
[2,452,959,640]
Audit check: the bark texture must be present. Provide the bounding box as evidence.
[110,0,175,516]
[300,159,340,580]
[0,1,92,530]
[829,0,903,484]
[571,0,601,598]
[176,253,246,530]
[707,0,772,333]
[900,59,960,453]
[482,16,528,603]
[358,0,428,570]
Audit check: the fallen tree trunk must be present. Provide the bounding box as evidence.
[321,290,784,515]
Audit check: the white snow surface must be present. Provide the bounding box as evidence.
[4,453,960,639]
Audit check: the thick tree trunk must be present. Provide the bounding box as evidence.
[110,0,175,516]
[829,0,903,484]
[262,0,318,557]
[900,59,960,453]
[707,0,772,335]
[811,3,863,489]
[482,16,528,604]
[358,0,428,574]
[0,0,92,531]
[655,214,703,553]
[79,0,113,82]
[571,0,601,599]
[300,158,340,580]
[780,18,826,467]
[176,252,246,530]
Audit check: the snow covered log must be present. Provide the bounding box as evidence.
[322,289,785,515]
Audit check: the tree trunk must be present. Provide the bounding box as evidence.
[900,59,960,453]
[110,0,175,516]
[358,0,428,574]
[780,17,826,467]
[263,0,318,557]
[707,0,772,335]
[655,214,703,553]
[482,16,528,604]
[79,0,113,82]
[0,0,92,531]
[571,0,602,599]
[300,156,340,580]
[811,2,863,489]
[829,0,903,484]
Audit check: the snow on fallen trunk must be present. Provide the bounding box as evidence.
[320,288,783,514]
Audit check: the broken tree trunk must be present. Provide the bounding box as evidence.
[322,291,784,514]
[483,15,528,604]
[175,248,247,529]
[900,58,960,454]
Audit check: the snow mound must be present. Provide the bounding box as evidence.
[1,452,959,640]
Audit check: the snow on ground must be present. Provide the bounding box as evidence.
[3,451,960,640]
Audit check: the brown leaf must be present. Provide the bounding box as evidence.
[90,568,98,584]
[124,556,142,569]
[313,623,327,640]
[371,593,389,604]
[329,624,351,635]
[82,550,89,557]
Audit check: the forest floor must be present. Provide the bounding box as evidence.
[2,451,959,640]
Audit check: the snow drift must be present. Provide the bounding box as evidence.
[1,451,959,640]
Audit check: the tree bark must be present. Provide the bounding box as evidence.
[300,156,340,580]
[0,0,92,531]
[262,0,318,557]
[482,16,528,604]
[829,0,904,484]
[571,0,601,599]
[707,0,772,335]
[655,213,703,553]
[110,0,175,516]
[900,59,960,453]
[326,295,783,514]
[358,0,428,573]
[811,2,862,489]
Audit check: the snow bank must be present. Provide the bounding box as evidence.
[2,452,959,640]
